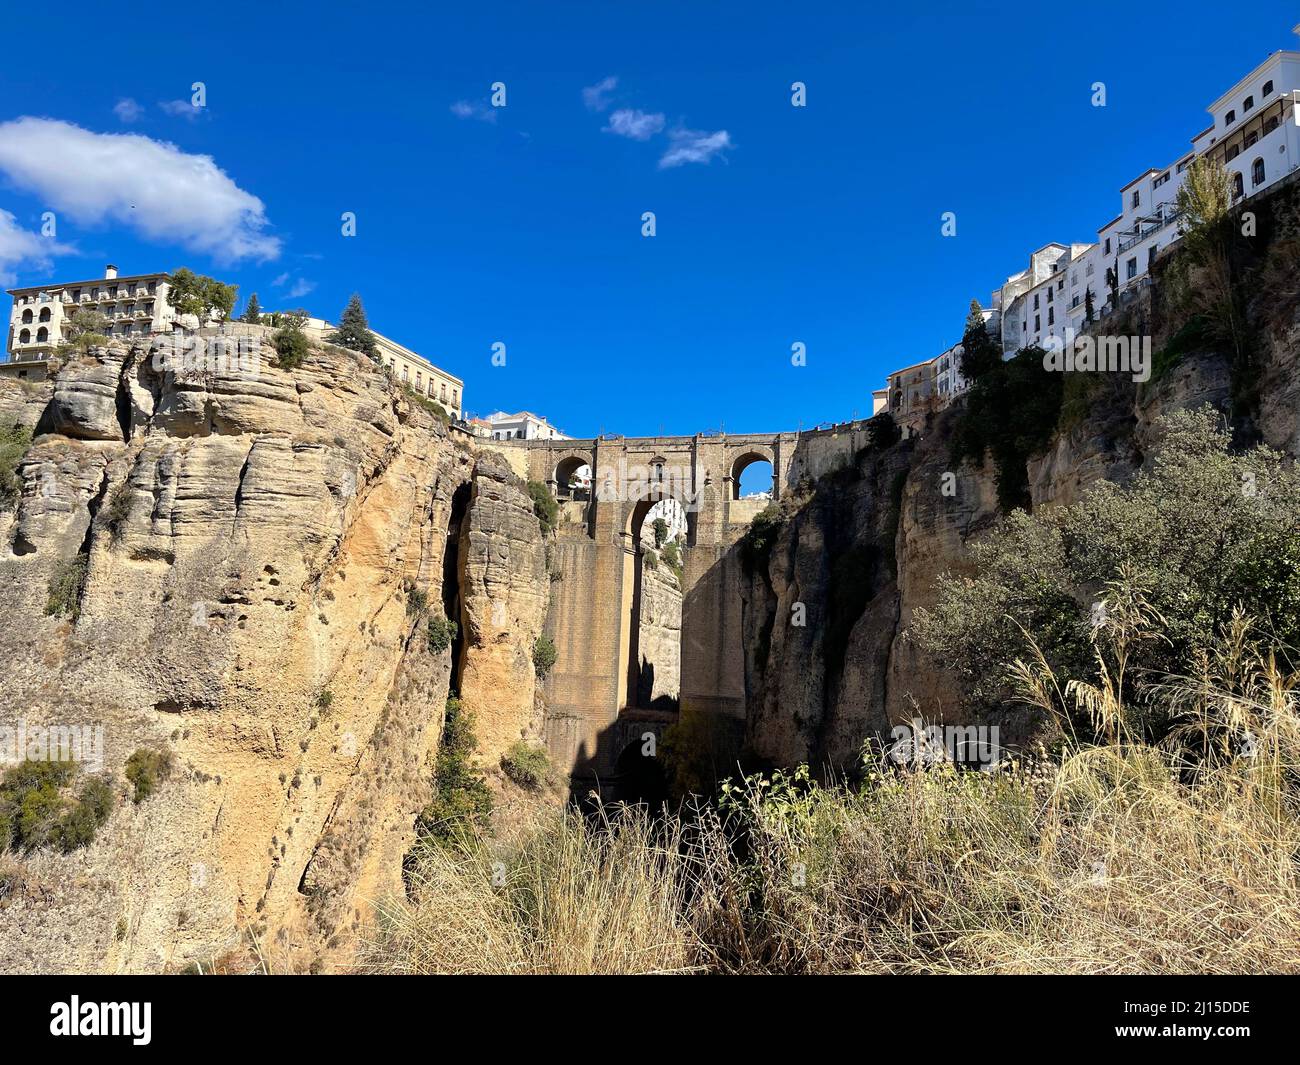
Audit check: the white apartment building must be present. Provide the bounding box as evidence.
[996,43,1300,356]
[300,316,463,419]
[878,306,998,426]
[485,410,569,441]
[5,265,177,369]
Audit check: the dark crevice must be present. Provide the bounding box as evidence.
[114,361,132,442]
[443,480,472,695]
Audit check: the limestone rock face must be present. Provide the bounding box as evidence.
[636,562,681,708]
[0,337,523,974]
[456,449,550,765]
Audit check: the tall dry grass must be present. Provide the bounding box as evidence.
[363,617,1300,975]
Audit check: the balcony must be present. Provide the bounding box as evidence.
[1118,209,1181,255]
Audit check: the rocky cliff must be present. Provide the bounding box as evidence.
[0,333,546,974]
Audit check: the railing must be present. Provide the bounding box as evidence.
[1118,210,1181,254]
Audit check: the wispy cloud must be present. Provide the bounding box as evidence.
[450,99,497,124]
[0,209,73,286]
[285,278,315,299]
[113,98,144,123]
[158,99,204,122]
[658,127,733,169]
[582,76,618,112]
[271,272,291,287]
[0,117,280,263]
[604,109,665,141]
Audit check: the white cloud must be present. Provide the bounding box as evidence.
[158,99,202,121]
[658,127,733,169]
[271,272,291,287]
[582,76,618,112]
[0,209,73,286]
[604,108,665,141]
[0,118,280,263]
[113,98,144,123]
[450,99,497,124]
[285,278,315,299]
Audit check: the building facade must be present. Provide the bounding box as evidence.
[6,265,177,366]
[485,410,569,441]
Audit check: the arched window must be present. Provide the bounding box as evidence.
[18,328,30,344]
[1232,172,1245,199]
[1252,157,1266,188]
[38,307,51,322]
[21,309,32,324]
[36,327,48,343]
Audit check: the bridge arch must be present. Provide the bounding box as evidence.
[727,447,776,500]
[552,451,593,499]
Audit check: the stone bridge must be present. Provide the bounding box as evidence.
[487,425,876,793]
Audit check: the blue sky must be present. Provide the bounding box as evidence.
[1,1,1297,440]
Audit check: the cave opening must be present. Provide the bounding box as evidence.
[443,480,472,694]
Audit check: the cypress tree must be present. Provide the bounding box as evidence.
[327,294,379,359]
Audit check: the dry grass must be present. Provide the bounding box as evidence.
[362,617,1300,975]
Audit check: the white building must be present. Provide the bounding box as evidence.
[485,410,569,441]
[5,265,178,370]
[299,316,463,419]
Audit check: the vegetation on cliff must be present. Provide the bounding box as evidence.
[0,761,114,855]
[0,419,32,510]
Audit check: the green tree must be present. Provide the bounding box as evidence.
[0,419,32,511]
[166,268,237,321]
[240,292,263,323]
[956,299,1001,382]
[651,516,669,547]
[326,294,378,358]
[1084,286,1095,324]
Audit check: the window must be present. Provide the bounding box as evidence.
[1244,131,1258,149]
[1048,307,1055,325]
[1252,157,1266,187]
[147,281,156,295]
[36,327,48,342]
[1225,143,1240,162]
[1243,95,1254,112]
[401,366,408,382]
[1047,287,1053,303]
[1265,115,1280,134]
[451,389,458,407]
[1034,315,1040,331]
[1033,293,1039,309]
[1153,171,1170,188]
[1104,238,1112,254]
[415,372,422,389]
[21,309,32,324]
[1263,80,1274,96]
[1131,189,1140,208]
[18,328,30,344]
[1232,172,1244,199]
[1225,109,1235,126]
[1126,257,1137,280]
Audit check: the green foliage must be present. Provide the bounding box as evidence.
[166,267,237,320]
[326,294,378,358]
[660,539,683,583]
[406,584,429,618]
[643,547,658,569]
[66,307,109,338]
[101,480,132,540]
[240,292,263,323]
[914,407,1300,734]
[124,748,173,804]
[45,554,88,620]
[501,741,552,790]
[0,419,32,511]
[272,320,310,370]
[528,481,558,535]
[533,634,558,678]
[651,517,669,547]
[417,698,493,844]
[957,299,1001,381]
[316,690,334,711]
[950,345,1064,512]
[740,502,785,577]
[0,759,114,854]
[402,385,450,424]
[427,614,458,654]
[865,411,900,450]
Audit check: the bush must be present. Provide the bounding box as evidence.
[125,748,173,804]
[739,503,784,577]
[527,481,559,536]
[316,690,334,712]
[864,411,901,450]
[533,634,557,678]
[0,759,114,854]
[501,741,552,790]
[402,386,450,424]
[100,480,132,540]
[914,406,1300,736]
[272,324,310,370]
[417,698,493,844]
[0,419,32,511]
[427,614,458,654]
[405,584,429,618]
[45,554,89,620]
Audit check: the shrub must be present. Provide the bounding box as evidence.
[405,585,429,618]
[0,419,32,511]
[417,698,493,844]
[739,503,784,577]
[316,690,334,712]
[100,480,132,540]
[272,324,310,370]
[125,748,173,804]
[533,634,557,678]
[651,517,669,547]
[501,741,552,790]
[45,554,89,620]
[402,386,450,424]
[864,410,901,450]
[0,759,114,854]
[427,614,458,654]
[527,481,558,536]
[643,548,658,569]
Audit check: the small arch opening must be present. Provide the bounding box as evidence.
[730,452,774,501]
